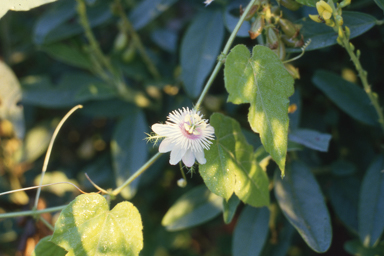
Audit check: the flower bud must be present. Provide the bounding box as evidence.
[248,15,264,40]
[339,0,351,7]
[349,42,355,52]
[284,64,300,79]
[336,15,343,26]
[316,0,333,20]
[338,27,344,39]
[114,32,128,51]
[267,28,285,60]
[177,178,187,187]
[278,0,302,11]
[278,18,299,38]
[309,14,323,23]
[345,26,350,39]
[325,19,335,27]
[244,4,259,20]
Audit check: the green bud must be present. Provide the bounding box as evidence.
[278,18,299,38]
[114,32,128,51]
[339,0,351,7]
[244,4,259,20]
[345,26,350,39]
[122,45,136,63]
[248,15,265,40]
[336,36,343,45]
[349,42,355,51]
[277,0,302,11]
[281,34,304,48]
[338,27,344,39]
[284,64,300,79]
[336,15,343,26]
[356,49,361,59]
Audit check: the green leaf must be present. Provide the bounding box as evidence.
[199,113,270,207]
[223,194,240,224]
[312,70,378,125]
[51,193,143,256]
[232,206,270,256]
[295,0,316,7]
[344,239,384,256]
[288,12,377,52]
[288,129,332,152]
[274,161,332,253]
[81,99,136,118]
[0,0,57,19]
[0,60,25,139]
[181,10,224,98]
[111,110,148,199]
[41,43,93,69]
[224,45,294,174]
[374,0,384,11]
[358,155,384,247]
[129,0,178,30]
[32,236,67,256]
[161,185,223,231]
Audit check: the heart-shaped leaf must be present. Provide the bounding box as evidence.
[32,236,67,256]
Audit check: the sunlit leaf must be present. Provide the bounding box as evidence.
[232,206,270,256]
[0,60,25,139]
[312,70,378,125]
[111,110,148,199]
[129,0,178,30]
[51,193,143,256]
[0,0,57,19]
[34,171,79,197]
[162,185,223,231]
[359,155,384,247]
[223,194,240,224]
[288,128,332,152]
[200,113,270,207]
[224,45,294,174]
[181,9,224,98]
[288,12,376,52]
[32,236,67,256]
[274,161,332,253]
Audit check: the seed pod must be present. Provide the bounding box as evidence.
[244,4,259,20]
[114,32,128,51]
[281,34,304,48]
[278,18,298,38]
[285,64,300,79]
[275,38,286,60]
[270,6,281,16]
[248,15,265,40]
[278,0,301,11]
[266,27,279,49]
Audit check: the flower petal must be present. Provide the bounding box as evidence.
[159,138,175,153]
[152,124,176,136]
[194,150,206,165]
[169,145,186,165]
[182,150,195,167]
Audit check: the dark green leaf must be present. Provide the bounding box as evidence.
[232,206,270,256]
[181,10,224,98]
[32,236,67,256]
[161,185,223,231]
[0,60,25,139]
[129,0,178,30]
[223,194,240,224]
[344,239,384,256]
[328,176,359,233]
[111,110,148,199]
[374,0,384,11]
[224,0,251,37]
[81,99,136,118]
[359,155,384,247]
[331,160,357,176]
[288,12,376,52]
[41,43,93,69]
[224,45,294,174]
[295,0,317,7]
[200,113,270,207]
[274,161,332,253]
[312,70,378,125]
[51,193,143,255]
[288,129,332,152]
[151,29,178,53]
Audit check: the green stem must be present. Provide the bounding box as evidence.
[39,216,54,231]
[115,0,161,80]
[0,205,66,219]
[111,152,162,196]
[328,0,384,133]
[195,0,258,109]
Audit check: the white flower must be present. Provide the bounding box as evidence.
[151,107,215,167]
[203,0,214,6]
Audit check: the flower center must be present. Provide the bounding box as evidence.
[183,113,205,136]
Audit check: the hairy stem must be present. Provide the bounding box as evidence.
[0,205,66,219]
[195,0,258,109]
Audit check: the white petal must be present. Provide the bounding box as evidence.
[169,145,186,165]
[152,124,175,136]
[194,150,206,165]
[182,150,195,167]
[159,138,175,153]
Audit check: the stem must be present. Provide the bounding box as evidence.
[39,216,54,231]
[111,152,162,196]
[34,105,83,209]
[195,0,258,109]
[115,0,161,80]
[328,0,384,133]
[0,205,66,219]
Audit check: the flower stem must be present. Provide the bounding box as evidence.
[329,0,384,133]
[0,205,66,219]
[111,152,163,196]
[195,0,258,109]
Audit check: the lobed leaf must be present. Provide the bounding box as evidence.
[51,193,143,256]
[274,161,332,253]
[224,45,294,175]
[232,206,270,256]
[358,155,384,247]
[32,236,67,256]
[199,113,270,207]
[312,70,378,125]
[180,9,224,98]
[162,185,223,231]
